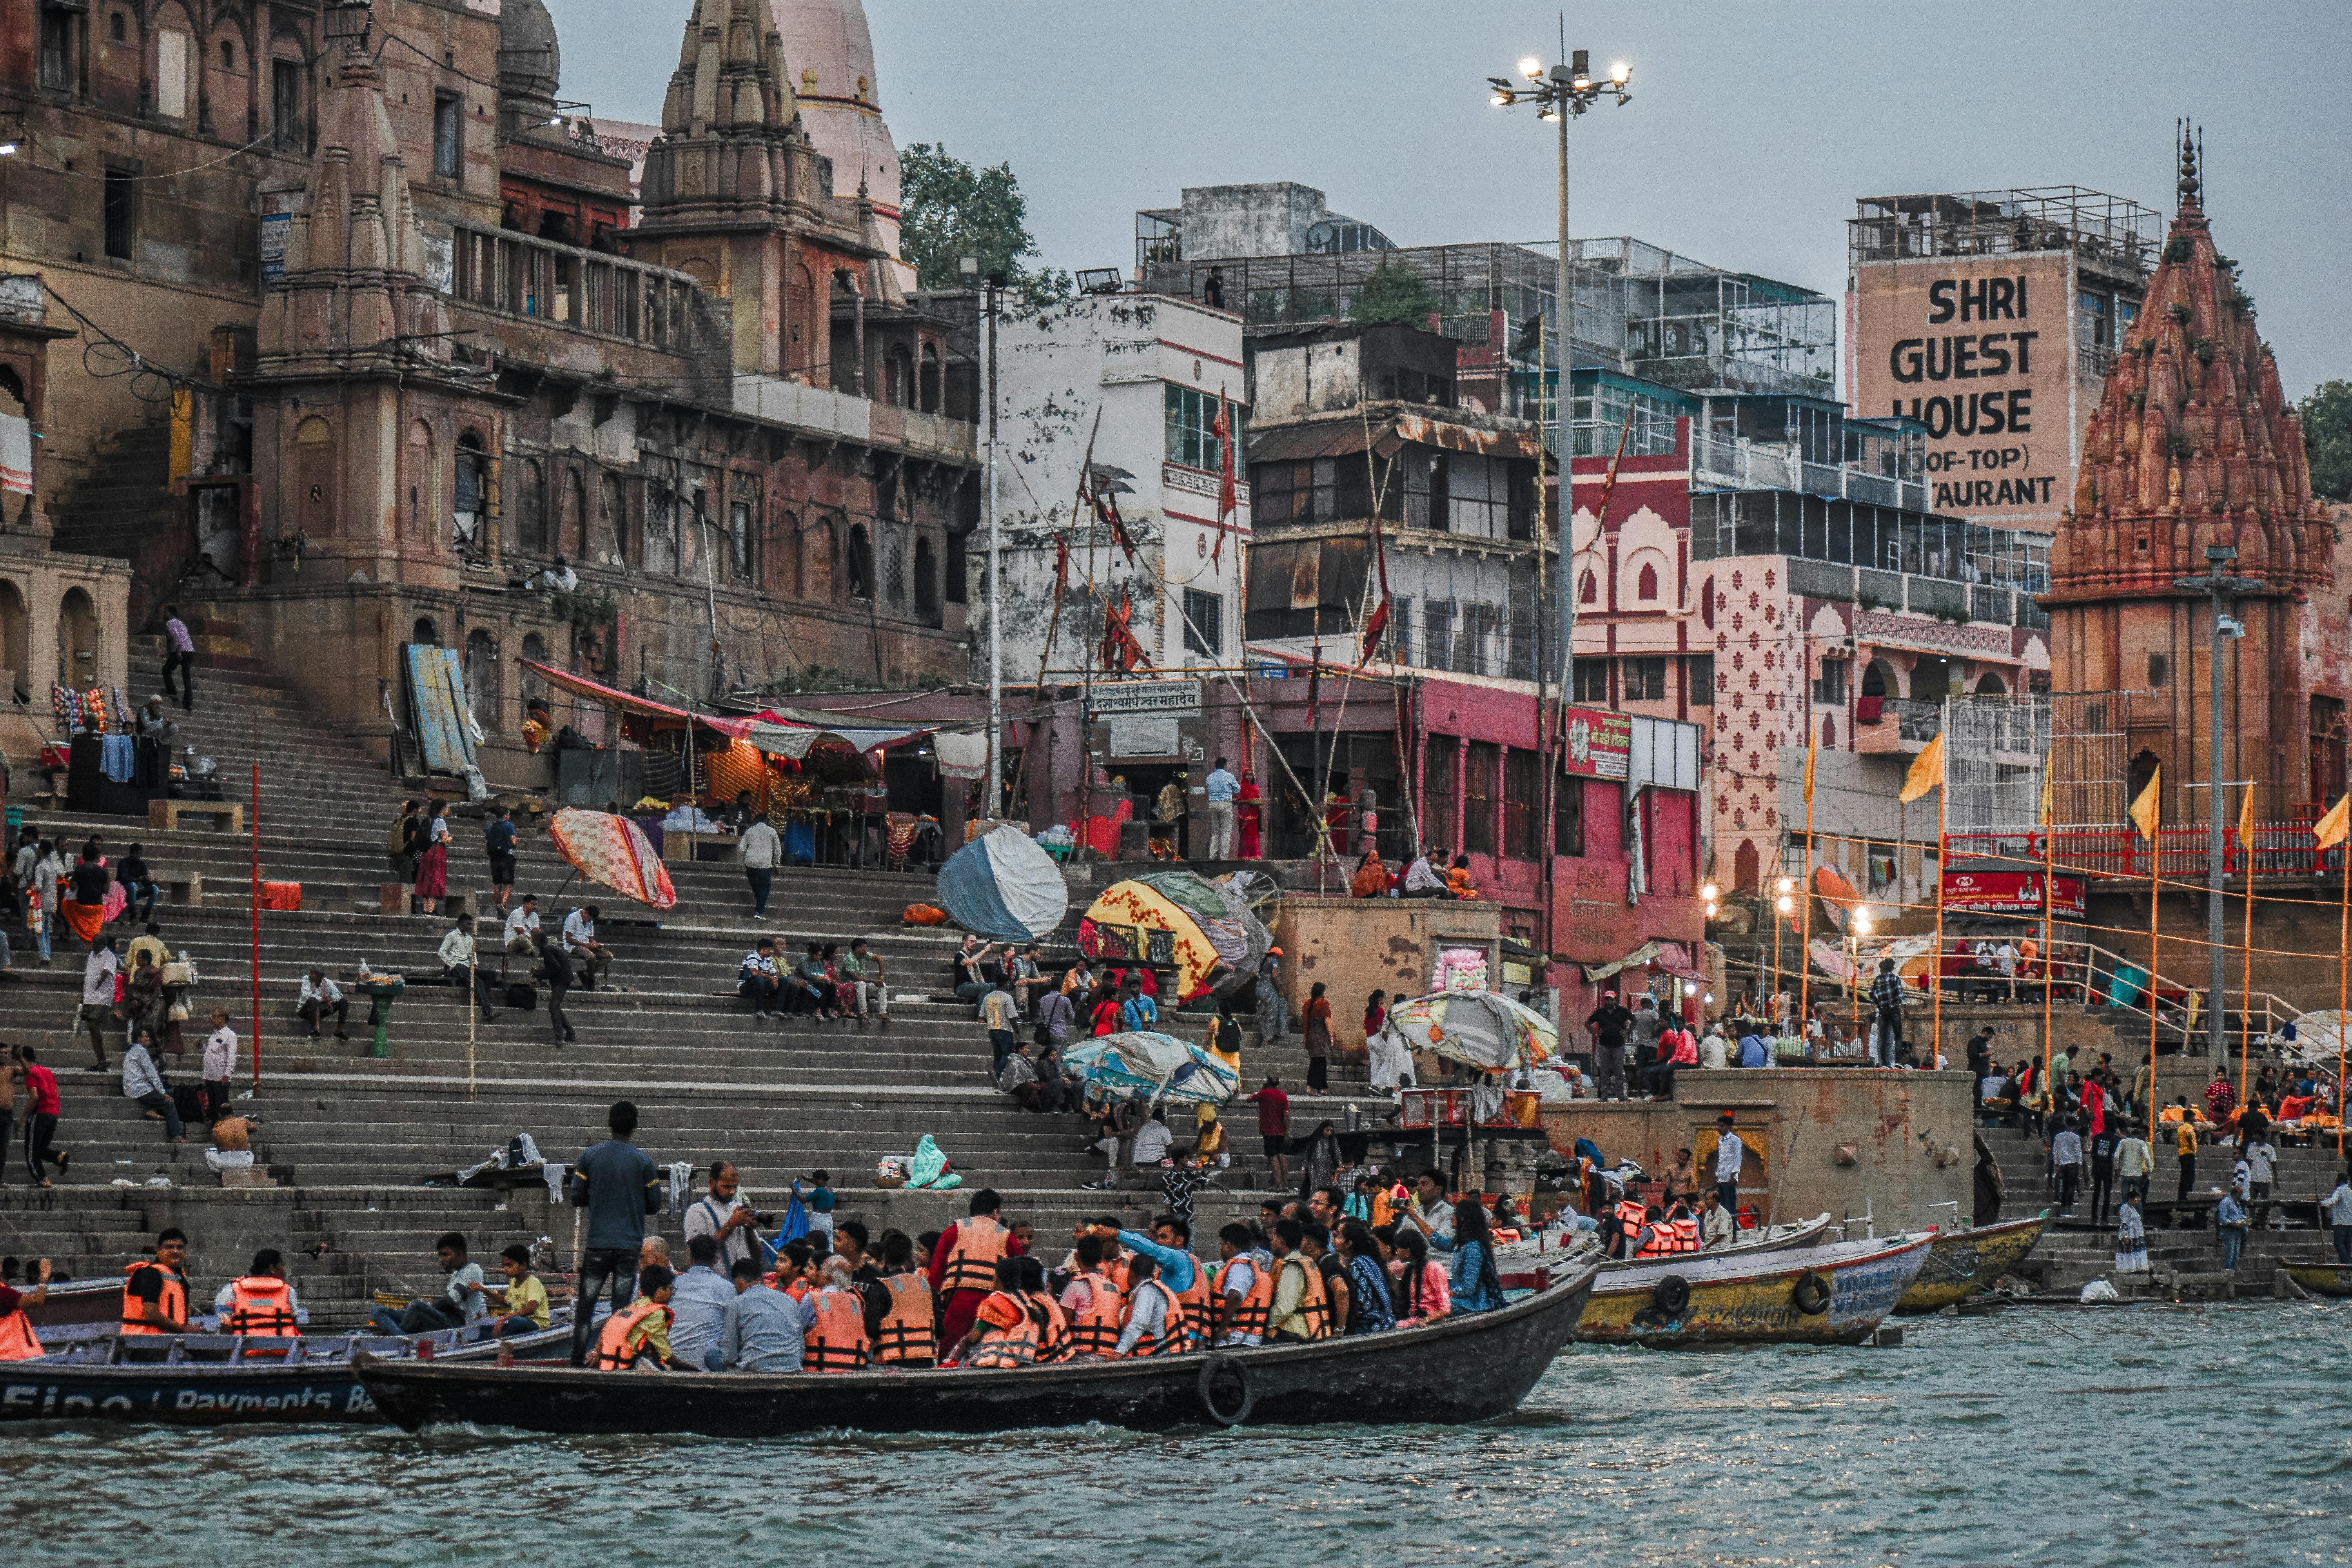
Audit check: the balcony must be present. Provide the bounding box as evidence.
[1691,431,1929,512]
[1855,696,1942,755]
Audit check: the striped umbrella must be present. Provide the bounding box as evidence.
[547,808,677,911]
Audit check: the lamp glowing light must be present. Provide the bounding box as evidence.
[1701,883,1720,902]
[1519,56,1544,80]
[1610,61,1631,85]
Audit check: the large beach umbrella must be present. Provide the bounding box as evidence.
[547,808,677,911]
[1061,1031,1239,1107]
[936,825,1069,942]
[1077,870,1269,1002]
[1368,989,1556,1091]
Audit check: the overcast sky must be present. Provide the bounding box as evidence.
[557,0,2351,399]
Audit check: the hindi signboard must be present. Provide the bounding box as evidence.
[1939,869,2086,918]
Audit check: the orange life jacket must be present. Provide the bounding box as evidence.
[1272,1254,1331,1341]
[1668,1216,1702,1252]
[939,1216,1010,1294]
[804,1287,872,1372]
[1023,1289,1073,1363]
[874,1273,936,1364]
[1176,1263,1213,1350]
[0,1307,43,1361]
[1067,1272,1124,1357]
[1637,1218,1699,1257]
[592,1300,668,1370]
[223,1274,299,1355]
[1105,1255,1131,1294]
[121,1261,185,1336]
[1212,1257,1274,1343]
[967,1292,1037,1368]
[1125,1279,1186,1357]
[1613,1199,1648,1232]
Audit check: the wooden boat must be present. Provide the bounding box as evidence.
[1498,1212,1833,1292]
[1893,1210,2051,1315]
[357,1263,1607,1437]
[2279,1259,2352,1298]
[0,1316,580,1427]
[1573,1233,1932,1348]
[20,1277,125,1342]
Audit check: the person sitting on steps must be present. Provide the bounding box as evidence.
[297,967,350,1042]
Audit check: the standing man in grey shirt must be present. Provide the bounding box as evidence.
[1204,757,1239,860]
[566,1099,662,1367]
[713,1255,815,1371]
[1630,996,1668,1100]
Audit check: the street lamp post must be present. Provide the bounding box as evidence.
[2174,544,2259,1062]
[1487,48,1632,717]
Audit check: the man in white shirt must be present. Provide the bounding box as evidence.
[562,905,612,989]
[1203,757,1239,859]
[739,815,781,921]
[201,1008,238,1122]
[2244,1137,2278,1229]
[1403,847,1449,899]
[160,603,196,710]
[1405,1170,1456,1251]
[1995,940,2019,1002]
[437,916,495,1023]
[1129,1107,1175,1166]
[1710,1115,1745,1214]
[1211,1229,1262,1347]
[2324,1172,2352,1265]
[683,1161,760,1270]
[501,895,541,978]
[123,1031,183,1143]
[2052,1119,2084,1215]
[2115,1125,2155,1206]
[79,937,120,1069]
[1697,1187,1737,1249]
[298,968,350,1041]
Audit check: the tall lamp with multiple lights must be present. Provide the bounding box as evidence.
[1486,48,1630,715]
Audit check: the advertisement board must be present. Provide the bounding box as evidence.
[1938,869,2086,918]
[1560,706,1631,781]
[1849,250,2076,528]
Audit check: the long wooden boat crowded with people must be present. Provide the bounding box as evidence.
[356,1262,1607,1436]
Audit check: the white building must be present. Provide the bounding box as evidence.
[977,291,1250,685]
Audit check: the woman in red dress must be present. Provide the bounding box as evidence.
[1234,775,1263,860]
[413,801,450,915]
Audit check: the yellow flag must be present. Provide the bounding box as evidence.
[2037,764,2055,829]
[2238,782,2256,847]
[2316,791,2351,849]
[1898,732,1944,804]
[2129,766,2163,842]
[1803,731,1817,806]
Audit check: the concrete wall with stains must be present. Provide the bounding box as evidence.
[1272,895,1502,1059]
[1539,1069,1973,1232]
[978,293,1249,688]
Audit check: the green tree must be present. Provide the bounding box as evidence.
[897,142,1070,307]
[2299,380,2352,502]
[1347,260,1435,327]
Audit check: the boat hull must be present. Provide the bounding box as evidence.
[1893,1211,2051,1315]
[1498,1214,1831,1292]
[2281,1261,2352,1298]
[1575,1236,1931,1349]
[0,1323,577,1427]
[358,1266,1603,1436]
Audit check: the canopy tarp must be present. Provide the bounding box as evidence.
[1077,870,1269,1002]
[1368,989,1555,1092]
[937,826,1069,943]
[517,659,751,735]
[1062,1031,1238,1108]
[1583,940,1662,984]
[745,706,935,758]
[1814,864,1862,931]
[547,807,677,911]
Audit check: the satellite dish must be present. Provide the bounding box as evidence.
[1305,221,1336,254]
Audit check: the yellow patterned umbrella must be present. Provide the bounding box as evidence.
[547,808,677,911]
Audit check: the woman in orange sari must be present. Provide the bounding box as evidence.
[1349,850,1389,898]
[1234,774,1263,860]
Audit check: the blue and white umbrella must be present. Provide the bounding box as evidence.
[936,825,1069,943]
[1061,1031,1239,1108]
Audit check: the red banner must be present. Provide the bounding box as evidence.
[1939,869,2085,918]
[1561,706,1631,780]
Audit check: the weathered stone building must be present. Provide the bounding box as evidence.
[2,0,977,779]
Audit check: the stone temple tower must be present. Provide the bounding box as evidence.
[2043,128,2341,815]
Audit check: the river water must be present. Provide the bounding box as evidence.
[8,1302,2349,1566]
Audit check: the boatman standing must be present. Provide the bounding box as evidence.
[1709,1115,1744,1224]
[927,1189,1023,1352]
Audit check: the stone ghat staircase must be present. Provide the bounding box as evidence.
[2,640,1377,1327]
[1979,1122,2342,1298]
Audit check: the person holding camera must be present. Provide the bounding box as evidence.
[685,1159,766,1271]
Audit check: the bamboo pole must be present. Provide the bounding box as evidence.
[2042,815,2055,1090]
[249,733,262,1095]
[2147,827,2161,1127]
[2339,838,2348,1162]
[1799,792,1813,1042]
[2241,800,2255,1105]
[1931,782,1945,1069]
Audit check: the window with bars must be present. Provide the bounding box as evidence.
[1463,741,1499,855]
[1164,384,1241,472]
[1181,588,1223,657]
[1504,748,1542,860]
[1555,768,1586,857]
[1623,655,1668,701]
[1389,597,1413,665]
[433,93,462,180]
[1690,653,1716,704]
[1572,659,1609,704]
[1421,600,1453,672]
[885,534,906,605]
[1422,734,1459,851]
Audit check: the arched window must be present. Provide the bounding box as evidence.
[1820,715,1837,749]
[0,579,29,701]
[561,468,587,559]
[520,632,547,703]
[914,535,940,619]
[847,523,873,599]
[885,345,913,408]
[411,616,439,647]
[294,416,335,537]
[919,344,941,413]
[465,628,499,729]
[453,431,487,553]
[805,519,834,602]
[1578,569,1597,606]
[57,588,99,688]
[1636,562,1659,601]
[111,13,125,40]
[518,457,547,555]
[1974,671,2007,695]
[596,472,623,564]
[788,265,816,376]
[405,419,435,541]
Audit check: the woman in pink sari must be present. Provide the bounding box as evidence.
[1235,775,1263,860]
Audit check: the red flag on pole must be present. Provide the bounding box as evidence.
[1211,390,1236,567]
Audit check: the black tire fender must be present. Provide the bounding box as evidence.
[1793,1270,1831,1316]
[1651,1274,1691,1317]
[1196,1352,1256,1427]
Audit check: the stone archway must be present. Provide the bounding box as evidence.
[57,586,99,688]
[1733,838,1760,894]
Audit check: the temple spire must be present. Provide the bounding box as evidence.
[2176,118,2200,208]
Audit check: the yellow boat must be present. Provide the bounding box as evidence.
[1574,1233,1932,1348]
[2280,1260,2352,1298]
[1892,1210,2051,1316]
